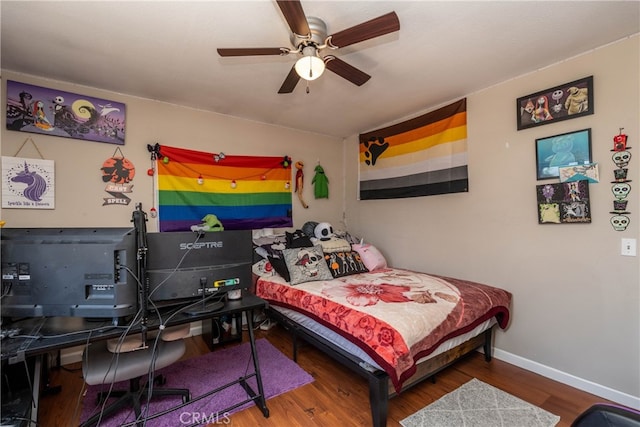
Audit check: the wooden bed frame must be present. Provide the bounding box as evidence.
[266,306,495,427]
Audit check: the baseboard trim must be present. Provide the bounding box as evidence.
[493,348,640,410]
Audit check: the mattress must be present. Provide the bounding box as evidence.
[271,304,497,373]
[257,268,511,392]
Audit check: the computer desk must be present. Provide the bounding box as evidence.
[0,293,270,425]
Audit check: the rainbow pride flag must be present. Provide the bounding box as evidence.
[358,99,467,200]
[156,145,292,231]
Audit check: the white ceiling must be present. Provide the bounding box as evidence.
[2,1,639,139]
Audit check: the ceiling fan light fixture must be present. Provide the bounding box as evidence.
[295,46,325,81]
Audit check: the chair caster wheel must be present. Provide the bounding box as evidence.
[153,374,167,386]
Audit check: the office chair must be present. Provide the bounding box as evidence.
[571,403,640,427]
[81,324,191,427]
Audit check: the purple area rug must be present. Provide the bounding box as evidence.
[80,338,313,426]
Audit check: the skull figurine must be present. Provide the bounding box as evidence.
[610,215,630,231]
[611,183,631,200]
[612,150,632,168]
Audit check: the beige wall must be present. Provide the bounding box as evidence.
[345,35,639,406]
[1,35,638,407]
[0,73,345,230]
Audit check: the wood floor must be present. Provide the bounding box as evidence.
[37,324,611,426]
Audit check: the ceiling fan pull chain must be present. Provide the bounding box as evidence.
[306,80,310,94]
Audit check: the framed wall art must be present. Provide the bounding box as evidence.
[2,156,55,209]
[536,128,592,180]
[537,181,591,224]
[5,80,126,145]
[517,76,593,131]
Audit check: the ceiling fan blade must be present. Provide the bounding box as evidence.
[276,0,310,36]
[217,47,288,57]
[324,57,371,86]
[278,66,301,93]
[328,12,400,48]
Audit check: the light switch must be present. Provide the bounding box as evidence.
[621,238,637,256]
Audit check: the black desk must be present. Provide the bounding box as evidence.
[1,293,270,425]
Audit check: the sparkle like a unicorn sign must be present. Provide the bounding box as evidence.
[2,156,55,209]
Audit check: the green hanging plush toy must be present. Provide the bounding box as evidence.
[312,163,329,199]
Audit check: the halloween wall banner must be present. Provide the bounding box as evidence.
[358,98,468,200]
[5,80,126,145]
[100,148,135,206]
[155,145,293,232]
[610,129,631,231]
[2,156,55,209]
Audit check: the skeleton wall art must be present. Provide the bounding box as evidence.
[6,80,126,145]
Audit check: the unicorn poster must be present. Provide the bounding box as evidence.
[2,156,55,209]
[5,80,126,145]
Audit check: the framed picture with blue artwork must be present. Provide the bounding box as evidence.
[535,128,592,180]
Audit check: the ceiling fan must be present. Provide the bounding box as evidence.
[216,0,400,94]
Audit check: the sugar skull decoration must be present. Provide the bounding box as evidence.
[610,215,630,232]
[610,129,632,230]
[611,183,631,201]
[612,150,632,168]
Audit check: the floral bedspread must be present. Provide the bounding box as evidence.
[256,268,511,393]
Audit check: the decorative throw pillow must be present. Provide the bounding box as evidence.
[282,245,333,285]
[352,243,387,271]
[286,230,313,248]
[317,237,352,253]
[256,240,287,259]
[324,251,369,278]
[267,256,291,282]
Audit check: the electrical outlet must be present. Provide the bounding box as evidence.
[621,238,637,256]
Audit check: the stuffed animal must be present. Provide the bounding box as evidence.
[314,222,334,241]
[312,163,329,199]
[190,214,224,232]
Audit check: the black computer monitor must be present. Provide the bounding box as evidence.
[1,227,139,323]
[145,230,252,313]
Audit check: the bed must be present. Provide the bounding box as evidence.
[254,248,512,427]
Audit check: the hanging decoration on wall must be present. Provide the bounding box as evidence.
[154,144,292,231]
[358,98,468,200]
[312,162,329,199]
[536,181,591,224]
[100,147,135,206]
[610,129,631,231]
[5,80,126,145]
[1,136,55,209]
[146,143,161,218]
[295,161,309,209]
